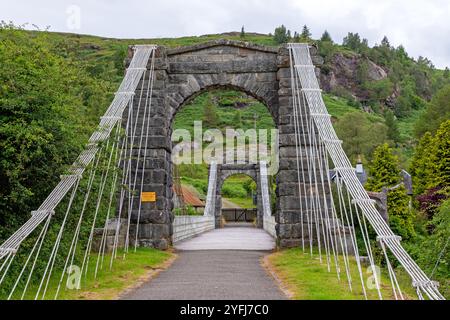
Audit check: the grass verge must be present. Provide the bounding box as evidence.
[9,248,175,300]
[264,248,416,300]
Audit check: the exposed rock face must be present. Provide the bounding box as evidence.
[319,52,388,100]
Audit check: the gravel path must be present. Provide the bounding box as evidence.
[121,226,286,300]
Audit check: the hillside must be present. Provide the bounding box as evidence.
[1,25,444,220]
[1,25,449,298]
[26,29,448,157]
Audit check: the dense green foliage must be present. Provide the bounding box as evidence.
[334,112,387,162]
[0,25,113,241]
[411,120,450,193]
[415,85,450,138]
[366,144,414,239]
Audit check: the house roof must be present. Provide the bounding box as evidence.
[174,185,205,207]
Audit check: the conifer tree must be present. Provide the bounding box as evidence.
[430,120,450,190]
[320,30,332,42]
[366,144,414,239]
[410,132,434,195]
[300,25,311,41]
[240,26,245,39]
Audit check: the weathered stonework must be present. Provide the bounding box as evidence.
[213,163,261,228]
[122,39,326,249]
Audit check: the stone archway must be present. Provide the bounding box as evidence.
[125,39,322,249]
[213,164,261,228]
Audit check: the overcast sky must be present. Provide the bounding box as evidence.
[1,0,449,68]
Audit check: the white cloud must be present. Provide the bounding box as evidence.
[0,0,449,68]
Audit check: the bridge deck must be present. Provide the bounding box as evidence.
[174,225,276,251]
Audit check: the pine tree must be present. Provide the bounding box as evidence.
[366,144,414,239]
[320,30,332,43]
[240,26,245,39]
[203,104,218,127]
[293,31,300,43]
[300,25,311,41]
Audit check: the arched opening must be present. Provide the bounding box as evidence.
[219,173,257,227]
[170,87,277,226]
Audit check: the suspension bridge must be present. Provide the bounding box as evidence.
[0,41,444,300]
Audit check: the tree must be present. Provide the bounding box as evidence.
[273,25,289,44]
[384,109,400,143]
[415,85,450,137]
[356,59,369,85]
[381,36,391,48]
[412,199,450,284]
[334,112,388,163]
[300,25,311,41]
[0,24,111,240]
[366,144,400,189]
[364,78,394,104]
[444,67,449,79]
[410,132,434,195]
[366,144,414,239]
[342,32,371,55]
[429,120,450,190]
[292,31,300,43]
[203,104,218,127]
[343,32,361,51]
[320,30,332,43]
[240,26,245,39]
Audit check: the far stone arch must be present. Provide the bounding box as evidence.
[214,164,261,228]
[124,39,324,249]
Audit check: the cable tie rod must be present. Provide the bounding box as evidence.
[115,91,136,96]
[31,209,55,217]
[334,167,355,172]
[127,67,147,71]
[133,44,157,49]
[323,138,343,144]
[0,247,17,254]
[60,174,82,180]
[310,113,331,117]
[301,88,322,92]
[376,235,402,242]
[100,116,122,121]
[295,64,314,68]
[412,280,440,288]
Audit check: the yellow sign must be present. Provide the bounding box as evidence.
[141,192,156,202]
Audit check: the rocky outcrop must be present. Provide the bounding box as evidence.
[319,52,388,100]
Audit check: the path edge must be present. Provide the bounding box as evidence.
[116,251,178,300]
[261,252,295,300]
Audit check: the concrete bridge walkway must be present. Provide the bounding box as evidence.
[121,225,286,300]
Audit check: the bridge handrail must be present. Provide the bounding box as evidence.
[259,161,272,218]
[203,161,218,217]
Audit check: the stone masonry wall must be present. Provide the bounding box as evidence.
[121,40,327,249]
